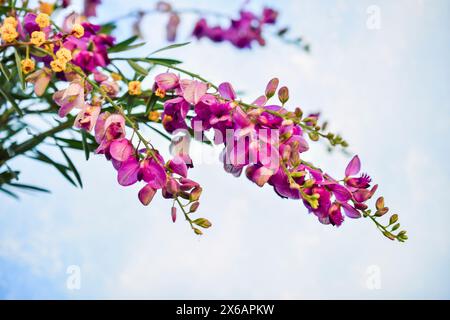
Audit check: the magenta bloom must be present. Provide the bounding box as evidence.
[116,154,167,189]
[162,97,190,133]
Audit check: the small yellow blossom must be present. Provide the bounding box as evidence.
[35,13,50,29]
[111,72,122,81]
[21,59,36,74]
[128,81,142,96]
[3,16,18,27]
[44,43,54,52]
[30,31,46,46]
[148,111,161,122]
[39,1,55,15]
[1,23,18,43]
[155,87,165,98]
[56,47,72,63]
[50,59,67,72]
[71,24,84,38]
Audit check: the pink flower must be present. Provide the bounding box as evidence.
[181,80,208,105]
[155,72,180,91]
[53,79,85,117]
[25,67,51,96]
[74,103,101,131]
[95,113,126,154]
[109,138,134,162]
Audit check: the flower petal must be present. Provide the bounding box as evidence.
[341,202,361,218]
[138,184,157,206]
[218,82,236,100]
[110,138,133,162]
[117,158,140,186]
[345,155,361,177]
[183,80,207,105]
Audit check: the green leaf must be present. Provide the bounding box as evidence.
[14,49,25,91]
[8,182,50,193]
[29,47,48,57]
[30,151,77,187]
[128,60,148,76]
[144,58,182,65]
[81,130,90,160]
[0,62,11,81]
[58,146,83,188]
[0,187,19,199]
[150,42,191,55]
[143,123,172,142]
[108,35,139,53]
[0,85,23,116]
[100,22,117,34]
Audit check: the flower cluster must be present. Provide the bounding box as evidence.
[152,73,392,229]
[0,5,406,241]
[192,7,278,49]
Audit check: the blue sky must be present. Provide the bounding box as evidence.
[1,0,449,299]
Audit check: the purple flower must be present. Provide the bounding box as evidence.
[162,97,190,133]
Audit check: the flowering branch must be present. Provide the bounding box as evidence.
[0,1,407,242]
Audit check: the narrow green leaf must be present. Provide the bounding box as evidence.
[8,182,50,193]
[150,42,191,55]
[144,57,182,65]
[58,146,83,188]
[108,35,139,53]
[81,130,90,160]
[0,187,19,199]
[0,86,23,116]
[30,151,77,187]
[143,123,172,142]
[14,49,25,90]
[0,62,11,81]
[128,60,148,76]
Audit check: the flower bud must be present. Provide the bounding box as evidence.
[138,185,156,206]
[375,206,389,217]
[308,131,319,141]
[193,227,203,235]
[294,107,303,119]
[189,186,202,202]
[383,231,395,240]
[265,78,279,99]
[189,201,200,213]
[193,218,212,228]
[278,86,289,104]
[376,197,385,211]
[171,206,177,223]
[389,214,398,225]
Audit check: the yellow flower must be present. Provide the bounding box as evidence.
[128,81,142,96]
[56,48,72,63]
[3,16,18,27]
[30,31,46,46]
[50,59,67,72]
[21,59,35,75]
[35,13,50,29]
[1,24,18,43]
[111,72,122,81]
[148,111,161,122]
[39,1,55,15]
[71,24,84,38]
[155,87,166,98]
